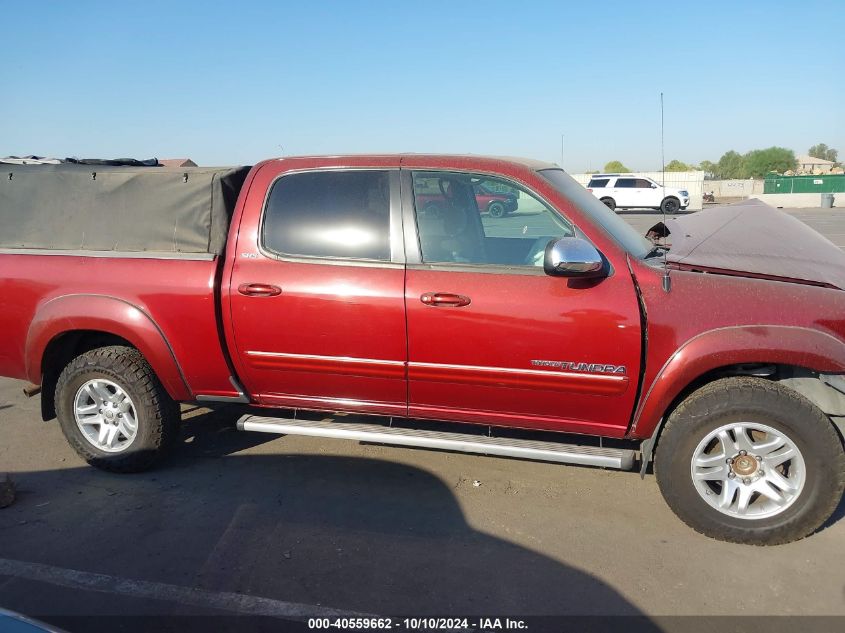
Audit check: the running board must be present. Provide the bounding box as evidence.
[237,414,636,471]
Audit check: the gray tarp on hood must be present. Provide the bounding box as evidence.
[0,164,249,255]
[662,199,845,289]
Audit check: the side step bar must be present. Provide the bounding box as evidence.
[237,414,636,471]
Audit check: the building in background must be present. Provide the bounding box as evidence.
[159,158,197,167]
[795,154,835,175]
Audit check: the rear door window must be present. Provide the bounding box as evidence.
[262,170,392,261]
[615,178,636,188]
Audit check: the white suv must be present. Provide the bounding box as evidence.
[586,174,689,213]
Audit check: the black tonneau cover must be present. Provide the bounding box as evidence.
[0,164,250,255]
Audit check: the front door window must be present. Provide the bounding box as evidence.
[412,171,574,268]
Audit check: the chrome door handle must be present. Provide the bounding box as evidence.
[420,292,471,307]
[238,283,282,297]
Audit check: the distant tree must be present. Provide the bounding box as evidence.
[808,143,839,163]
[715,150,746,179]
[744,146,797,178]
[665,159,692,172]
[603,160,630,172]
[701,147,799,179]
[699,160,717,178]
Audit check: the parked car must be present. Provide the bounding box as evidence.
[415,178,518,217]
[587,174,689,213]
[2,154,844,546]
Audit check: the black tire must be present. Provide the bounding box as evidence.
[655,377,845,545]
[487,201,506,218]
[55,345,181,473]
[600,197,616,211]
[660,197,680,214]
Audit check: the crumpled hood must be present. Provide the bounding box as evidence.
[657,199,845,289]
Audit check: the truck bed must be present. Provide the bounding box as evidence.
[0,251,235,399]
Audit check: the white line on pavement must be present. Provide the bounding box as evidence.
[0,557,363,618]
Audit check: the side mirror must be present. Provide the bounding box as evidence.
[650,183,658,188]
[543,237,607,278]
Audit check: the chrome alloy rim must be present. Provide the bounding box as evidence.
[73,379,138,453]
[690,422,806,520]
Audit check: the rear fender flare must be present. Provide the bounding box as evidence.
[26,294,192,400]
[631,325,845,441]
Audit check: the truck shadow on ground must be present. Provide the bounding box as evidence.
[173,404,274,459]
[0,408,663,630]
[826,496,845,528]
[173,404,845,535]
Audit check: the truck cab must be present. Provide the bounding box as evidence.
[224,156,641,435]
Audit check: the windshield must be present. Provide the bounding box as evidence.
[538,168,653,259]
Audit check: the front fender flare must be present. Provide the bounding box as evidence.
[26,294,192,400]
[631,325,845,440]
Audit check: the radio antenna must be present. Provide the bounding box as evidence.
[660,92,671,292]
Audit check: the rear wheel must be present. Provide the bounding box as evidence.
[660,197,680,214]
[487,201,506,218]
[600,197,616,211]
[55,346,180,473]
[655,377,845,545]
[421,201,444,220]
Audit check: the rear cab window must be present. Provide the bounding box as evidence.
[262,170,392,261]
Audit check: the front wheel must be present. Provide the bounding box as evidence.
[660,197,680,214]
[655,377,845,545]
[55,346,181,473]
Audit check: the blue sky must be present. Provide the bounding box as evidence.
[1,0,842,171]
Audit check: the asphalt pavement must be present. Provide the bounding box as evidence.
[2,207,845,631]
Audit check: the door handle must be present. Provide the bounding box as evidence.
[238,283,282,297]
[420,292,471,307]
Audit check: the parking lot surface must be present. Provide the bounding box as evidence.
[2,207,845,629]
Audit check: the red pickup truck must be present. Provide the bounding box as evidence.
[2,154,845,545]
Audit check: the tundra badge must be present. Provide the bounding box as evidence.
[531,360,627,375]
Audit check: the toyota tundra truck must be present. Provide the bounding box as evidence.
[2,154,844,546]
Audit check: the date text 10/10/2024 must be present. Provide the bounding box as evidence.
[307,618,528,630]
